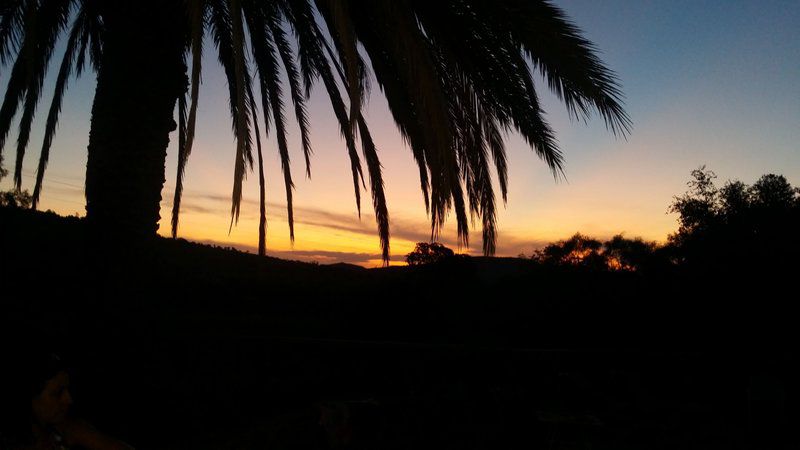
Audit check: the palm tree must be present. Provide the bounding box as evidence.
[0,0,630,263]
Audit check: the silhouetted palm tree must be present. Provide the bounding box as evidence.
[0,0,630,263]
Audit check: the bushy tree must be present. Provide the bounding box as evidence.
[603,234,660,272]
[532,232,663,272]
[533,233,604,269]
[0,188,31,208]
[668,166,720,238]
[406,242,455,266]
[668,167,800,269]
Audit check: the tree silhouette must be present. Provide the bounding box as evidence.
[0,0,630,263]
[533,233,605,269]
[668,167,800,270]
[532,232,664,272]
[602,234,660,272]
[0,187,31,208]
[405,242,455,266]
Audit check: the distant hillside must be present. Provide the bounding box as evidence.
[2,206,795,450]
[1,205,794,348]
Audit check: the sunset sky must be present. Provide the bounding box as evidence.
[2,0,799,267]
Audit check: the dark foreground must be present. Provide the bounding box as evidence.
[1,208,795,449]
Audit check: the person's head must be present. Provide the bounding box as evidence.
[29,355,73,426]
[0,351,73,445]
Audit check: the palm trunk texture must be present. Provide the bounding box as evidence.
[85,1,186,237]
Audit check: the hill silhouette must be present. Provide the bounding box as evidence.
[7,203,785,348]
[1,201,796,449]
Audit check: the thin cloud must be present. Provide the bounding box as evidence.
[193,238,403,266]
[167,188,551,259]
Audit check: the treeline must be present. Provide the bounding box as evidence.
[528,233,666,272]
[533,167,800,279]
[531,168,800,274]
[409,167,800,275]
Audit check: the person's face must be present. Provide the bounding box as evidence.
[31,371,72,425]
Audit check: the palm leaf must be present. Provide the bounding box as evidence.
[299,12,364,217]
[209,0,254,226]
[244,0,296,242]
[228,0,249,227]
[314,0,361,134]
[33,2,91,208]
[171,84,188,237]
[319,27,391,264]
[267,10,312,178]
[263,21,295,241]
[73,0,102,76]
[488,0,632,135]
[171,0,204,238]
[414,1,563,179]
[279,0,318,97]
[346,1,469,245]
[0,0,29,67]
[248,84,268,255]
[0,0,72,184]
[357,115,390,264]
[453,73,497,255]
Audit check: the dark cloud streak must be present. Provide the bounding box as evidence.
[165,188,549,261]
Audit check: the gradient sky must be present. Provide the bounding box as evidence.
[2,0,799,266]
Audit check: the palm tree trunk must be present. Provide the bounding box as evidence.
[85,1,186,237]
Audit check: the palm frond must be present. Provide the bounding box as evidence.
[12,80,39,188]
[228,0,250,227]
[171,82,188,237]
[279,0,318,97]
[0,0,73,183]
[267,11,312,178]
[33,2,91,208]
[0,0,29,67]
[13,0,75,189]
[314,0,361,134]
[85,0,102,71]
[413,1,563,180]
[319,25,390,264]
[298,12,364,217]
[357,116,390,265]
[248,82,267,255]
[73,0,102,76]
[488,0,632,136]
[244,0,296,241]
[333,12,432,214]
[209,0,253,227]
[242,1,271,134]
[171,0,204,238]
[178,83,187,161]
[453,72,497,255]
[263,22,295,241]
[484,111,508,204]
[73,16,89,75]
[346,1,469,245]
